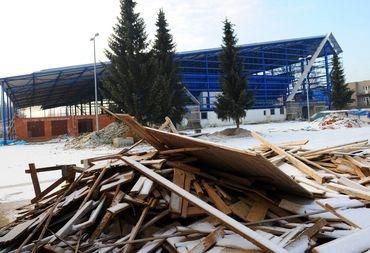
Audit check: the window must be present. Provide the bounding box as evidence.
[270,108,275,115]
[27,121,45,137]
[201,112,208,119]
[263,110,266,116]
[51,120,68,136]
[78,119,93,134]
[280,107,284,115]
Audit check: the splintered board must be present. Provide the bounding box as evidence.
[121,115,310,197]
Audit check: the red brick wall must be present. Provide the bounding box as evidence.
[14,115,116,142]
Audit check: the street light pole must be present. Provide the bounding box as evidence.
[90,33,99,131]
[299,55,312,121]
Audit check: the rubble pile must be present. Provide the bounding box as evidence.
[1,115,370,252]
[65,122,130,149]
[315,113,365,129]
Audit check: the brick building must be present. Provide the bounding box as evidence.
[347,80,370,108]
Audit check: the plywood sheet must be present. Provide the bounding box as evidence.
[146,128,310,196]
[121,115,310,196]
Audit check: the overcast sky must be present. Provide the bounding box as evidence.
[0,0,369,82]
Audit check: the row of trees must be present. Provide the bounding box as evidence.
[104,0,254,128]
[104,0,185,125]
[104,0,353,129]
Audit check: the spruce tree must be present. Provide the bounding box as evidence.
[331,54,354,109]
[104,0,154,123]
[150,9,185,125]
[214,19,254,128]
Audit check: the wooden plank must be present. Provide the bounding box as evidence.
[230,201,250,222]
[181,172,193,217]
[345,155,370,169]
[122,200,152,253]
[138,178,154,198]
[215,185,232,201]
[285,219,326,252]
[359,176,370,185]
[25,164,75,173]
[121,156,288,253]
[193,180,204,196]
[28,163,41,198]
[170,169,186,214]
[338,176,370,192]
[187,206,207,216]
[31,177,65,204]
[0,219,37,245]
[188,226,224,253]
[312,226,370,253]
[124,117,310,196]
[53,200,95,240]
[100,171,134,192]
[120,114,165,150]
[246,202,269,222]
[327,182,370,200]
[203,182,232,215]
[107,202,130,214]
[251,132,324,184]
[90,190,125,241]
[317,202,360,228]
[130,176,147,194]
[299,140,368,157]
[165,116,179,134]
[159,147,206,155]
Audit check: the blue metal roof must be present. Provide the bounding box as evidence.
[0,34,341,109]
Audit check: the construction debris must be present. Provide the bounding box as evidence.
[1,114,370,252]
[65,121,131,149]
[313,112,366,130]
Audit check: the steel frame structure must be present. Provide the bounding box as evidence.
[177,33,341,111]
[0,34,342,143]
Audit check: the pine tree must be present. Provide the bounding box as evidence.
[149,9,185,125]
[103,0,154,123]
[331,54,354,109]
[214,19,254,128]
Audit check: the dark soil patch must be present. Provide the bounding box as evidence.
[210,128,251,137]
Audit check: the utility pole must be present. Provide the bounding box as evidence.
[90,33,100,131]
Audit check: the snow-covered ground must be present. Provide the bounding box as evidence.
[200,120,370,150]
[0,141,121,202]
[1,120,370,202]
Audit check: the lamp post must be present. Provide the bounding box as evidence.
[298,55,312,121]
[90,33,99,131]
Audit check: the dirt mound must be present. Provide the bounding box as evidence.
[210,127,251,137]
[65,121,130,149]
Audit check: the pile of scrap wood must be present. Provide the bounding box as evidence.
[315,113,365,129]
[1,115,370,253]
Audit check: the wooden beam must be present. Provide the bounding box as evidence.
[181,172,193,217]
[28,163,41,198]
[165,116,178,134]
[313,225,370,253]
[188,226,224,253]
[338,176,370,192]
[203,181,232,215]
[159,147,206,155]
[170,169,185,214]
[121,156,288,253]
[327,182,370,201]
[246,201,269,222]
[251,132,324,184]
[31,177,65,204]
[123,200,152,253]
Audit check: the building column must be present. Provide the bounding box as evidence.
[324,47,331,109]
[1,82,8,144]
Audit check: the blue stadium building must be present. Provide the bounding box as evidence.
[0,33,342,141]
